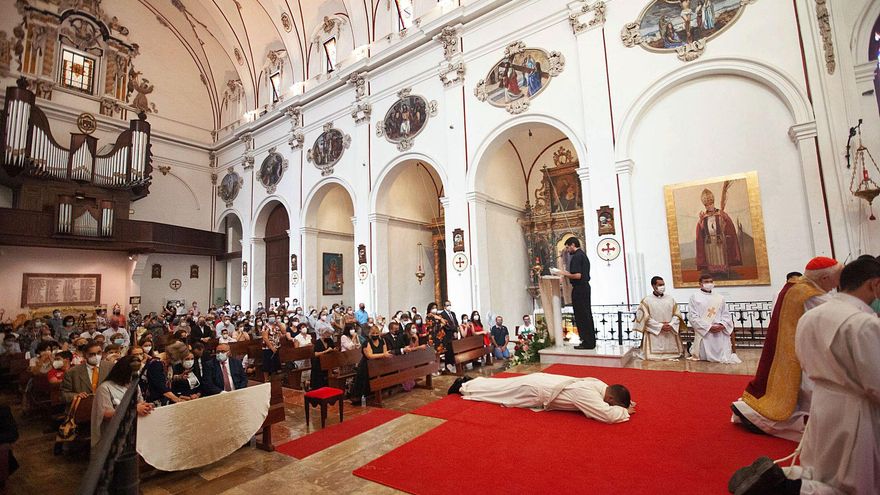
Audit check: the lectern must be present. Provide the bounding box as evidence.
[539,275,564,345]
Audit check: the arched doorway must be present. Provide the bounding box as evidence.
[302,182,355,308]
[216,211,243,306]
[373,159,445,316]
[471,122,583,322]
[264,204,290,307]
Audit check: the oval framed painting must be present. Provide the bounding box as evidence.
[376,88,438,151]
[621,0,755,62]
[474,41,565,115]
[218,169,243,207]
[307,123,351,177]
[257,147,288,194]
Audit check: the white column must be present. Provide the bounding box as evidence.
[614,159,642,303]
[285,228,301,306]
[440,195,473,311]
[251,238,266,307]
[466,191,491,313]
[788,121,833,256]
[300,226,319,309]
[369,213,390,317]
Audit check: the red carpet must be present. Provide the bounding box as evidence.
[276,408,404,459]
[354,365,796,494]
[409,372,522,420]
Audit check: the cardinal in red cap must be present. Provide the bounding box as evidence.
[731,256,841,441]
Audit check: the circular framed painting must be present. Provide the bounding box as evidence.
[218,169,243,206]
[307,123,350,176]
[257,147,288,194]
[377,89,437,151]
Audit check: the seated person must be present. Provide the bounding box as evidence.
[310,328,337,389]
[383,321,410,355]
[490,316,511,360]
[0,333,21,355]
[340,323,361,351]
[231,323,250,342]
[103,343,123,365]
[171,350,208,399]
[91,355,153,447]
[144,341,191,405]
[218,327,236,344]
[48,350,73,384]
[60,340,111,403]
[449,373,634,424]
[29,341,57,375]
[207,343,248,392]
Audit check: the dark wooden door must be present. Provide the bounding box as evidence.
[264,204,289,306]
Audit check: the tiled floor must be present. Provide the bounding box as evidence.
[4,351,759,495]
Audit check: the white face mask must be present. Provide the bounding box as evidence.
[216,352,228,362]
[143,346,152,354]
[701,283,714,292]
[87,355,101,366]
[299,328,307,334]
[431,309,439,314]
[655,285,666,295]
[473,316,480,321]
[183,359,194,369]
[52,360,64,369]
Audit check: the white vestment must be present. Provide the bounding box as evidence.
[460,373,629,424]
[790,293,880,495]
[688,290,740,364]
[633,294,684,360]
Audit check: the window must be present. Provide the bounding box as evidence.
[60,48,96,94]
[269,71,282,103]
[396,0,414,31]
[323,37,337,73]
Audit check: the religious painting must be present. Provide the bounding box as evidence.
[452,228,465,253]
[218,169,243,207]
[151,264,161,279]
[547,168,582,213]
[357,244,367,265]
[242,261,248,276]
[189,265,199,279]
[21,273,101,308]
[307,123,351,176]
[597,205,615,236]
[322,253,344,295]
[621,0,754,62]
[664,171,770,287]
[290,254,298,272]
[474,41,565,115]
[376,88,438,151]
[257,147,287,194]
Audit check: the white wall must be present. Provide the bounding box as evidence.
[135,254,213,312]
[316,233,355,308]
[0,246,132,314]
[485,204,532,322]
[385,222,436,312]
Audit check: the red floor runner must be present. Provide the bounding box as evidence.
[409,372,523,420]
[276,408,404,459]
[355,365,796,494]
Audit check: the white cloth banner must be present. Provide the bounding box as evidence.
[137,383,271,471]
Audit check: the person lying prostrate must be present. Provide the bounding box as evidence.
[449,372,634,424]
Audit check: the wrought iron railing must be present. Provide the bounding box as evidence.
[561,301,773,348]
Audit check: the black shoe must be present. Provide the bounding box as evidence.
[731,404,766,435]
[447,376,473,395]
[728,456,785,495]
[573,344,595,350]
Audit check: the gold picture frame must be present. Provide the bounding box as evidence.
[664,171,770,288]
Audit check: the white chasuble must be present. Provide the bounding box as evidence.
[687,290,740,364]
[633,294,684,360]
[137,383,271,471]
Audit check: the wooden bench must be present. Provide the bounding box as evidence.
[367,347,439,406]
[278,343,314,390]
[451,335,492,375]
[249,376,285,451]
[319,348,362,392]
[228,341,263,379]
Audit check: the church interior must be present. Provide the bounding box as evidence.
[1,0,879,494]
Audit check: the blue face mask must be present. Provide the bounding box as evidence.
[871,299,880,314]
[114,338,125,345]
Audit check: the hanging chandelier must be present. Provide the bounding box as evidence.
[846,120,880,220]
[415,242,426,284]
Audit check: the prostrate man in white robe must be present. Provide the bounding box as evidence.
[447,373,633,424]
[633,276,684,360]
[728,257,880,495]
[688,273,741,364]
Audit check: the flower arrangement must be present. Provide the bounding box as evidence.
[508,322,552,367]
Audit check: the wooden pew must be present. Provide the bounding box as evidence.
[319,348,362,392]
[250,376,285,451]
[278,343,314,390]
[367,347,439,406]
[228,341,263,379]
[451,335,492,375]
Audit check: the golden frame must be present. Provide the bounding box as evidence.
[664,171,770,288]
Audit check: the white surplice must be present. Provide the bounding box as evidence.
[633,293,684,360]
[790,293,880,495]
[460,373,629,424]
[688,290,741,364]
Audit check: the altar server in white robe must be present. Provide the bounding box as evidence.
[688,274,741,364]
[452,373,633,424]
[727,257,880,495]
[633,276,684,360]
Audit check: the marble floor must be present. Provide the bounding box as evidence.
[4,351,760,495]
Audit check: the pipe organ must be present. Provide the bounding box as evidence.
[1,79,153,199]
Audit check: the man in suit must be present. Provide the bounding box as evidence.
[441,300,460,373]
[189,316,214,344]
[190,342,220,395]
[60,340,111,402]
[208,342,248,392]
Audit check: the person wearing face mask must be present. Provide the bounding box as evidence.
[91,355,152,449]
[350,327,391,404]
[61,340,111,402]
[208,343,248,392]
[47,350,73,384]
[144,341,192,405]
[0,334,21,355]
[731,257,841,442]
[470,311,489,348]
[633,276,684,361]
[171,350,207,399]
[314,311,334,335]
[687,274,740,364]
[383,321,410,355]
[190,317,214,344]
[728,257,880,495]
[341,323,361,351]
[309,328,337,389]
[261,312,283,381]
[47,309,64,335]
[215,316,235,339]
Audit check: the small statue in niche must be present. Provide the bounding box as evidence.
[128,69,157,114]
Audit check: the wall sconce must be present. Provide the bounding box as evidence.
[415,242,425,285]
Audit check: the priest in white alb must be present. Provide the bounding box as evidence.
[687,273,741,364]
[633,276,684,360]
[728,257,880,495]
[448,373,633,424]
